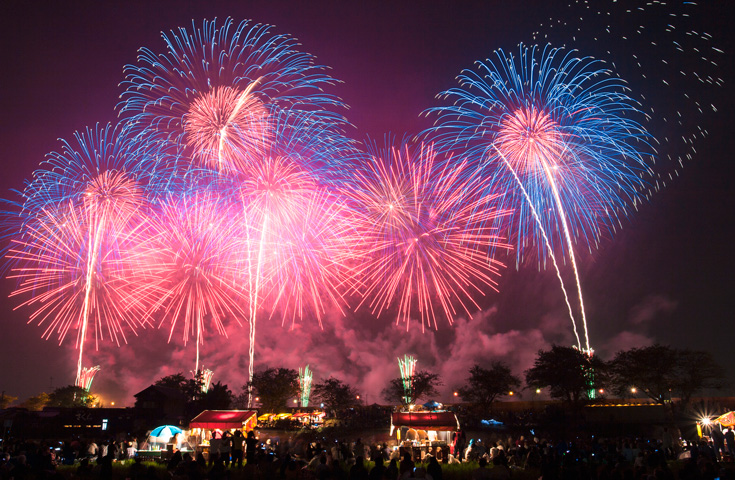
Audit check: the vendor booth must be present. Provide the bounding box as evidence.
[715,411,735,427]
[390,411,459,461]
[189,410,258,459]
[138,424,192,459]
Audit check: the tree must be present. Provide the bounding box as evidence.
[47,386,97,408]
[609,344,725,404]
[457,362,521,412]
[155,373,202,400]
[244,368,298,413]
[199,381,233,410]
[0,394,18,409]
[19,393,50,411]
[676,349,726,405]
[525,345,604,408]
[382,370,442,406]
[312,377,360,416]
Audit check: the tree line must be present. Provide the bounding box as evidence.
[2,344,724,415]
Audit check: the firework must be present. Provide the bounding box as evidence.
[398,355,417,405]
[118,17,348,174]
[215,109,358,407]
[347,139,511,330]
[424,44,654,350]
[534,0,724,188]
[298,365,313,407]
[192,368,215,393]
[6,123,157,385]
[132,192,248,374]
[76,365,101,391]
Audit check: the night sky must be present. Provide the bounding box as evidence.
[1,0,733,406]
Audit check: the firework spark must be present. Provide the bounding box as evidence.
[77,365,101,391]
[534,0,724,190]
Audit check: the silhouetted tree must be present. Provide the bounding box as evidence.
[382,370,442,406]
[609,344,724,404]
[243,368,298,413]
[19,393,50,411]
[199,381,233,410]
[47,385,97,408]
[525,345,605,408]
[458,362,520,412]
[154,373,202,400]
[0,394,18,409]
[312,377,360,416]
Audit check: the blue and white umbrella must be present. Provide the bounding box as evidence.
[149,425,184,443]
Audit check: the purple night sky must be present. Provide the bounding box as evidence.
[1,0,733,406]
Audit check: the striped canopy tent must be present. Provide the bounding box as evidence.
[189,410,257,431]
[716,411,735,427]
[390,411,460,435]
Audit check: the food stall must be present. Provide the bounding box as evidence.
[138,425,192,460]
[390,411,459,461]
[189,410,258,459]
[292,411,326,426]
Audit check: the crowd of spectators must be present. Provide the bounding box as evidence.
[2,430,735,480]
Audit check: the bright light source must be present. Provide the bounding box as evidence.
[509,391,514,396]
[631,387,637,393]
[453,391,459,397]
[535,388,541,394]
[702,417,712,426]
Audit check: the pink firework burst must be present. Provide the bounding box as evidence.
[347,141,512,331]
[133,192,248,374]
[183,84,273,173]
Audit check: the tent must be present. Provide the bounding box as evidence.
[189,410,257,431]
[390,411,459,435]
[716,411,735,427]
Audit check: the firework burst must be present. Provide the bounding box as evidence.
[534,0,724,189]
[347,139,511,331]
[6,123,157,385]
[132,192,248,374]
[424,44,654,350]
[118,17,348,174]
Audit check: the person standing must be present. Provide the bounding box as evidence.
[220,432,231,467]
[245,431,258,466]
[725,428,735,459]
[231,431,244,467]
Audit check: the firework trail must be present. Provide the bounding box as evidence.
[347,139,512,331]
[132,192,248,375]
[298,365,313,407]
[232,151,356,406]
[398,354,417,404]
[533,0,725,189]
[201,108,358,407]
[424,44,654,351]
[6,123,158,385]
[77,365,100,391]
[119,16,355,392]
[118,17,349,175]
[192,368,215,393]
